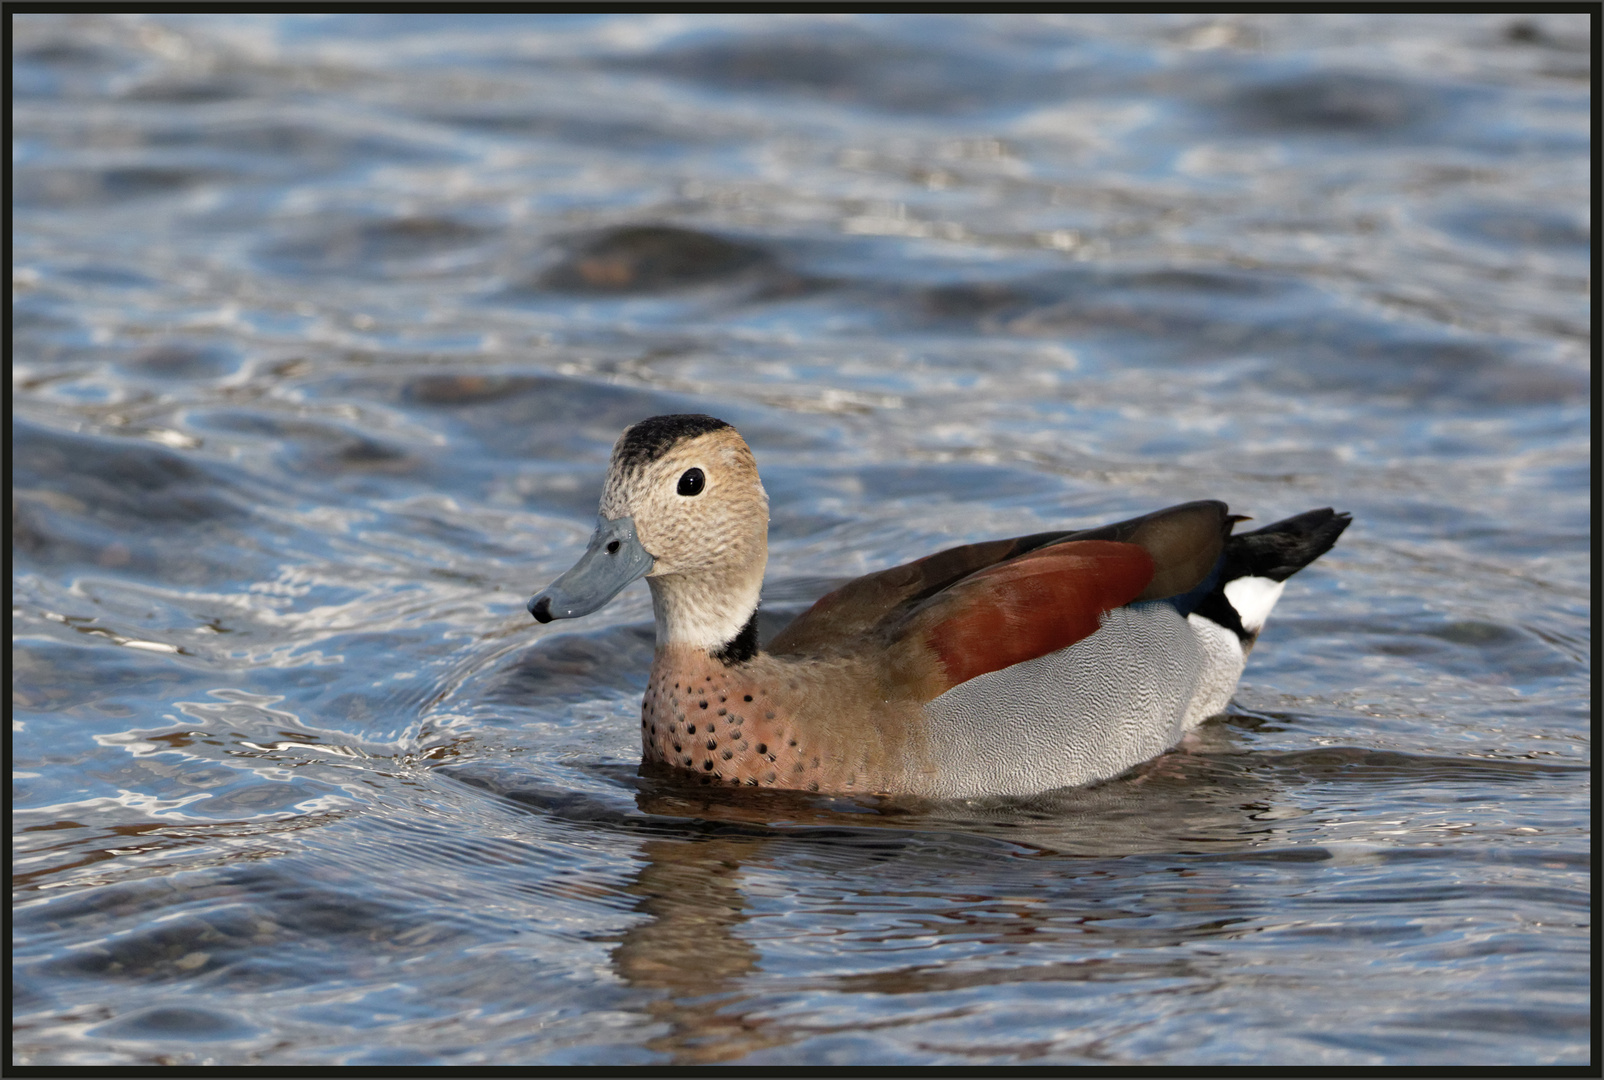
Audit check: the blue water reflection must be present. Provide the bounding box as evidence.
[12,13,1589,1066]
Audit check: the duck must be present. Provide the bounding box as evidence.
[529,414,1350,799]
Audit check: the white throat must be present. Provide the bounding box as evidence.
[647,571,762,654]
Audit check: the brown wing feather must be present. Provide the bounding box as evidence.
[910,539,1154,695]
[767,501,1232,658]
[766,533,1064,656]
[1062,500,1233,601]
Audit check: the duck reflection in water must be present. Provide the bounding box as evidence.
[600,734,1290,1064]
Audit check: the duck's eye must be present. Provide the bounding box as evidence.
[605,540,621,554]
[677,468,705,497]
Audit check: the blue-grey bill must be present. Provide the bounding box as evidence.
[528,516,654,623]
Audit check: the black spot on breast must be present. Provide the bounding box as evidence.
[687,724,696,734]
[756,743,767,755]
[744,695,753,702]
[703,760,714,771]
[705,739,716,750]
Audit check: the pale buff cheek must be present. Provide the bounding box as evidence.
[593,432,767,603]
[638,478,763,577]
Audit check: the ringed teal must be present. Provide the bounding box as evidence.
[529,414,1350,798]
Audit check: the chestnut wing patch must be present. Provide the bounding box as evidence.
[768,533,1069,656]
[917,540,1155,694]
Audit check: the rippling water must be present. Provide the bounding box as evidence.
[12,14,1591,1066]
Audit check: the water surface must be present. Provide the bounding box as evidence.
[12,13,1590,1066]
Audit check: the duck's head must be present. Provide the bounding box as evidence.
[528,414,769,653]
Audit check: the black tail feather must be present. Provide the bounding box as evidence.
[1191,508,1350,641]
[1230,508,1352,582]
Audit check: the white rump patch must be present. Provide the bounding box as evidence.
[1223,575,1285,634]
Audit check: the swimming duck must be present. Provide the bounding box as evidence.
[529,414,1350,799]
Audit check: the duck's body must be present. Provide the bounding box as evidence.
[530,415,1349,799]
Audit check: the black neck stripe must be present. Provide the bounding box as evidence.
[712,610,759,666]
